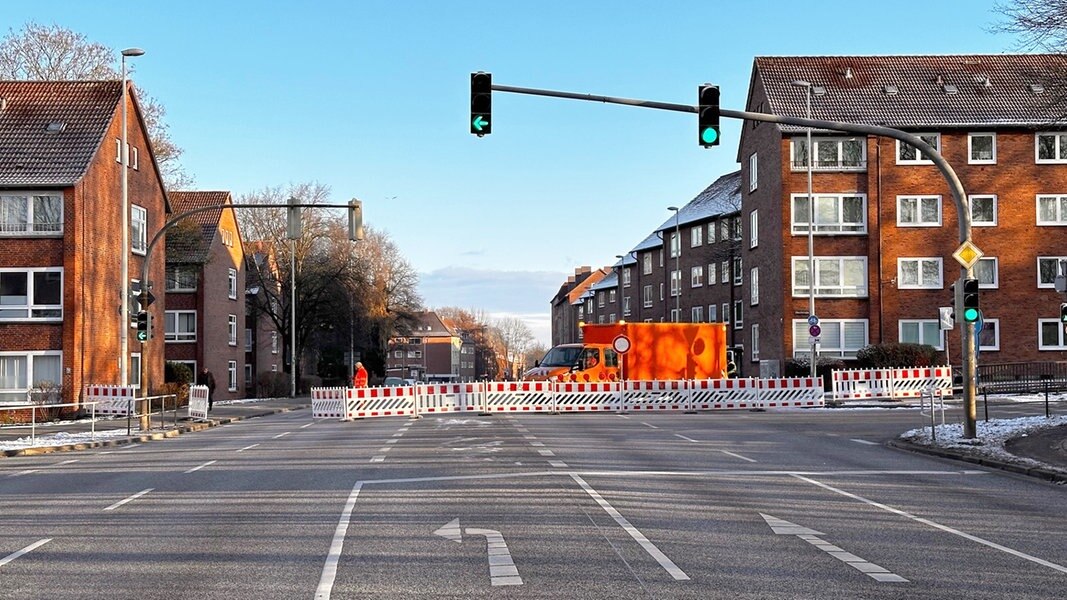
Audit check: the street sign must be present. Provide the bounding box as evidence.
[938,306,954,330]
[952,240,984,269]
[808,325,821,337]
[808,336,820,346]
[612,334,632,354]
[807,315,819,326]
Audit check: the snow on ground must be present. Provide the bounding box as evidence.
[901,414,1067,471]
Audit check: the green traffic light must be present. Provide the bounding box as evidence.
[963,307,980,322]
[701,127,719,145]
[137,331,148,341]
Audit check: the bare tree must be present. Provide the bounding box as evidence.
[492,316,535,380]
[994,0,1067,50]
[436,307,501,379]
[0,21,190,189]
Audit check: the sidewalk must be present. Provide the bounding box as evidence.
[0,397,312,458]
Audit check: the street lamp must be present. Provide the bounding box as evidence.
[792,80,818,377]
[119,47,144,386]
[615,254,626,322]
[667,206,681,323]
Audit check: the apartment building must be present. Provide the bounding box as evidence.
[739,54,1067,374]
[550,266,609,345]
[165,191,246,399]
[0,80,169,405]
[386,311,474,382]
[244,242,284,396]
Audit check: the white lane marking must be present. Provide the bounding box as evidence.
[377,447,392,453]
[570,474,689,581]
[549,461,569,468]
[9,470,38,477]
[523,435,537,440]
[467,527,524,586]
[385,439,399,444]
[115,444,141,452]
[761,514,907,582]
[616,415,631,419]
[104,488,154,511]
[850,439,878,446]
[370,456,386,463]
[183,460,217,474]
[0,539,51,568]
[237,444,260,453]
[675,434,700,443]
[537,450,555,457]
[300,422,314,429]
[792,474,1067,575]
[641,422,659,429]
[273,432,291,439]
[316,482,363,600]
[391,433,404,438]
[718,450,757,463]
[56,459,79,466]
[529,442,545,447]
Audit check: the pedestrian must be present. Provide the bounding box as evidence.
[198,366,217,411]
[353,361,368,388]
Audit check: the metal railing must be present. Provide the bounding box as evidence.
[0,401,100,446]
[0,394,179,447]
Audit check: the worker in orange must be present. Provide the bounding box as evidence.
[353,361,368,388]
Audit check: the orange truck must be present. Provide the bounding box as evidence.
[523,322,729,382]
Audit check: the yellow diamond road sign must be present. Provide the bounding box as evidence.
[953,240,984,269]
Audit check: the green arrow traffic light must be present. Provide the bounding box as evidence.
[472,115,488,133]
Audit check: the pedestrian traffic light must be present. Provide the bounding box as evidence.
[962,278,980,323]
[470,72,492,136]
[698,84,720,148]
[135,311,149,341]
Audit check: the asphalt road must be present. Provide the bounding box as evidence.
[1,406,1064,599]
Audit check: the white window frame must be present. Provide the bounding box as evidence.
[166,266,198,292]
[0,351,62,405]
[228,360,238,392]
[792,319,869,359]
[131,146,140,170]
[642,253,652,275]
[622,267,631,287]
[669,308,680,323]
[0,192,64,235]
[749,152,758,192]
[1036,132,1067,164]
[791,194,867,235]
[978,319,1000,351]
[1037,257,1067,288]
[0,268,63,321]
[622,296,631,317]
[733,257,743,286]
[969,194,998,227]
[708,263,717,284]
[643,285,653,308]
[1039,319,1067,350]
[244,363,253,386]
[750,267,759,305]
[670,270,681,297]
[691,225,702,247]
[792,256,868,298]
[708,304,718,322]
[608,289,616,303]
[165,310,197,343]
[692,306,703,322]
[968,132,996,164]
[1037,194,1067,225]
[708,222,716,244]
[228,268,238,299]
[720,261,729,284]
[975,257,998,289]
[131,205,147,255]
[896,133,941,164]
[896,195,942,227]
[228,315,238,346]
[897,257,943,289]
[244,328,253,351]
[791,136,867,171]
[899,319,944,350]
[669,231,680,259]
[749,209,758,248]
[733,301,743,330]
[271,331,278,354]
[598,292,605,308]
[752,324,760,361]
[691,265,703,288]
[722,303,729,325]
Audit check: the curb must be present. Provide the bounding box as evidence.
[888,439,1067,484]
[1,404,310,458]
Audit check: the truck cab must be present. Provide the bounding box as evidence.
[523,343,620,382]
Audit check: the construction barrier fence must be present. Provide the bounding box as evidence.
[831,367,952,402]
[83,385,137,416]
[310,377,824,421]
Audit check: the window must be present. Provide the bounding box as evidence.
[598,292,605,308]
[131,146,139,170]
[975,257,998,288]
[244,328,253,351]
[793,319,868,359]
[228,315,238,346]
[165,311,196,342]
[670,270,681,297]
[622,267,631,287]
[733,300,743,329]
[749,210,758,248]
[115,138,121,163]
[897,196,941,226]
[708,304,718,322]
[691,265,704,288]
[608,289,616,303]
[609,313,617,323]
[659,249,664,267]
[720,261,729,284]
[968,133,996,164]
[749,153,758,192]
[791,194,867,234]
[166,266,198,291]
[897,258,943,289]
[271,331,278,354]
[722,303,729,325]
[720,220,730,242]
[792,257,868,297]
[708,263,717,284]
[0,193,63,235]
[692,306,703,322]
[245,364,253,386]
[970,195,997,227]
[752,324,760,361]
[130,354,141,390]
[622,296,631,316]
[1038,257,1067,288]
[0,269,63,320]
[1036,132,1067,163]
[899,320,943,350]
[643,253,652,275]
[394,350,402,358]
[733,258,743,286]
[751,267,759,305]
[691,225,703,247]
[227,269,238,299]
[643,285,653,308]
[1039,319,1067,349]
[220,228,234,247]
[732,217,742,240]
[979,319,999,351]
[669,231,680,258]
[791,137,866,170]
[897,133,940,164]
[708,222,716,244]
[131,205,147,254]
[0,352,61,404]
[669,308,679,323]
[1037,195,1067,225]
[228,361,237,392]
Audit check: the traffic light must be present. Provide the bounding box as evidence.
[348,198,363,241]
[698,84,720,148]
[286,196,301,240]
[470,72,492,136]
[962,278,980,323]
[135,311,149,341]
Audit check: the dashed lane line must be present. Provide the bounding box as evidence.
[272,432,292,439]
[0,539,51,568]
[183,460,217,474]
[641,422,659,429]
[850,439,879,446]
[675,434,700,443]
[104,488,154,511]
[237,444,260,453]
[717,449,757,463]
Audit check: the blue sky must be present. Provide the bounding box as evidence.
[8,0,1017,345]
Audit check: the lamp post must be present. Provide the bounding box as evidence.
[667,206,681,322]
[615,254,626,323]
[119,47,144,387]
[792,80,817,378]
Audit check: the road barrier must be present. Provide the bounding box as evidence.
[189,385,209,421]
[311,377,824,421]
[832,368,951,402]
[83,385,137,416]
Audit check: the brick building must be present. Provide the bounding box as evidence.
[386,311,475,382]
[165,191,246,399]
[0,80,169,405]
[550,266,609,345]
[244,242,284,396]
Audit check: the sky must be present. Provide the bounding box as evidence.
[5,0,1020,346]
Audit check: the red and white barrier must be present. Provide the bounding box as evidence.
[484,381,555,413]
[189,384,209,420]
[689,378,759,409]
[83,384,137,416]
[312,387,347,418]
[418,383,473,414]
[552,382,623,412]
[890,367,952,398]
[832,367,951,402]
[623,380,689,412]
[346,386,416,419]
[758,377,823,408]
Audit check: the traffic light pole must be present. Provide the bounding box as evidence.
[487,81,978,438]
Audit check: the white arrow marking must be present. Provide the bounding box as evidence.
[434,519,523,586]
[761,513,907,582]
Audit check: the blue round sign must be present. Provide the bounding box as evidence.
[807,315,819,326]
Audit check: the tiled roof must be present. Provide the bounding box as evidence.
[753,54,1067,132]
[0,80,121,186]
[167,191,230,264]
[655,170,742,234]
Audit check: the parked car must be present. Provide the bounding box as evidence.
[383,377,405,387]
